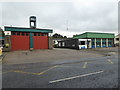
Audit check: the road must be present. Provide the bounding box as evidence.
[2,50,118,88]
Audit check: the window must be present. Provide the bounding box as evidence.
[92,42,95,45]
[108,39,113,42]
[41,33,44,36]
[17,32,20,35]
[38,33,40,36]
[12,32,16,35]
[116,38,119,41]
[26,33,29,36]
[58,42,61,46]
[80,41,85,45]
[44,33,48,36]
[96,42,101,47]
[102,42,106,47]
[22,32,24,36]
[62,42,65,46]
[108,42,112,47]
[34,33,37,36]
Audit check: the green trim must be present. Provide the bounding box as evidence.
[30,33,34,48]
[5,27,53,33]
[73,32,115,39]
[0,37,4,39]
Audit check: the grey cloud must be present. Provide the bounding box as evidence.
[1,1,118,36]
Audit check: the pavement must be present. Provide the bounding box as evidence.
[1,47,119,88]
[1,48,109,64]
[0,52,7,62]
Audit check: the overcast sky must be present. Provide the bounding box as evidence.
[0,0,119,37]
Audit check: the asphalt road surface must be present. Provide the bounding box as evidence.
[2,50,118,88]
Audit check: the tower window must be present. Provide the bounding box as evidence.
[31,22,34,27]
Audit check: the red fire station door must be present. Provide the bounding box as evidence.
[33,33,48,49]
[11,32,30,51]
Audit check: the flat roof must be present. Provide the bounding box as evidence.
[4,26,53,33]
[73,32,115,39]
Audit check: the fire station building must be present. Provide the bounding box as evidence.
[3,16,53,51]
[4,26,53,51]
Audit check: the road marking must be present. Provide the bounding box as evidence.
[0,70,13,74]
[49,71,104,83]
[55,65,70,67]
[0,70,38,75]
[36,65,58,75]
[13,70,38,75]
[107,59,114,64]
[1,65,58,75]
[82,62,88,68]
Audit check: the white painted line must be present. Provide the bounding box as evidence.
[83,62,88,68]
[107,59,114,64]
[49,71,104,83]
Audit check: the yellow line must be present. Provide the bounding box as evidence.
[0,70,36,74]
[82,62,88,68]
[1,65,58,75]
[13,70,38,75]
[0,70,13,74]
[1,70,39,75]
[36,65,58,75]
[107,59,114,64]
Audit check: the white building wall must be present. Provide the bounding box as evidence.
[4,31,11,35]
[114,34,120,46]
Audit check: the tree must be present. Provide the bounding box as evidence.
[73,34,78,37]
[52,33,65,38]
[64,36,67,38]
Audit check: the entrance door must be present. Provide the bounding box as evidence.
[11,32,30,51]
[33,33,48,49]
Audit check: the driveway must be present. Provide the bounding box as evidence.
[2,48,105,64]
[2,47,119,88]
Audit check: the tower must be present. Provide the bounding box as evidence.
[29,16,36,28]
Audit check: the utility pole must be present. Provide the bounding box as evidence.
[66,20,69,31]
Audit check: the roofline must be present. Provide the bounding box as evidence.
[75,32,115,37]
[4,26,53,33]
[73,32,115,39]
[4,26,53,31]
[85,32,115,35]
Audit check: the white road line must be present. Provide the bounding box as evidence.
[107,59,114,64]
[83,62,88,68]
[49,71,104,84]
